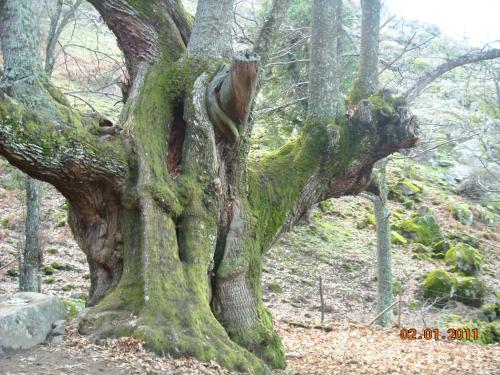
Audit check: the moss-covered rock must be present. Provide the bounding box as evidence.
[62,298,86,318]
[318,200,334,213]
[422,269,457,305]
[480,303,500,322]
[389,178,423,203]
[480,321,500,344]
[444,243,481,276]
[476,207,496,225]
[458,234,481,249]
[356,213,375,229]
[432,240,451,259]
[51,261,63,270]
[391,231,408,245]
[456,276,486,307]
[441,315,500,344]
[411,243,433,261]
[398,206,443,246]
[413,243,431,254]
[268,282,283,293]
[450,203,474,226]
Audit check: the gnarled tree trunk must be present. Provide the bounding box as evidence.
[0,0,418,373]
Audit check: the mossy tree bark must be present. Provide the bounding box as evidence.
[0,0,418,373]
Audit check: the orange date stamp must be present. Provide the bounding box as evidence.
[399,328,479,341]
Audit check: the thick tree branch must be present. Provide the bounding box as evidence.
[0,92,128,193]
[87,0,191,83]
[404,48,500,101]
[0,0,127,193]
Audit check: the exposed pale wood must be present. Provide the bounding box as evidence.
[207,52,261,143]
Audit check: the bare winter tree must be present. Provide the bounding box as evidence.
[0,0,418,372]
[367,41,500,328]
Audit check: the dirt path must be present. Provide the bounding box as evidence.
[0,347,128,375]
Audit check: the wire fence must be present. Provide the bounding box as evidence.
[302,274,490,332]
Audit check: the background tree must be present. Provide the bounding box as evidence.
[1,0,46,292]
[367,48,500,327]
[14,0,84,292]
[0,0,417,373]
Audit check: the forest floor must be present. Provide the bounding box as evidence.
[1,157,499,374]
[1,320,498,374]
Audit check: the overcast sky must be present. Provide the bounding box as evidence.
[383,0,500,44]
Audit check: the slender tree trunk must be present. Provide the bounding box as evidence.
[45,0,82,76]
[20,177,42,292]
[188,0,233,59]
[372,160,392,326]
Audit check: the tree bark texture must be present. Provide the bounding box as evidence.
[1,0,45,294]
[357,0,380,95]
[371,160,393,327]
[0,0,418,373]
[309,0,340,118]
[20,176,42,292]
[187,0,233,59]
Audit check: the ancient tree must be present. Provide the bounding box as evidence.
[0,0,417,373]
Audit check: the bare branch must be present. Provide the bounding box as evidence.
[404,48,500,101]
[45,0,83,76]
[256,96,308,116]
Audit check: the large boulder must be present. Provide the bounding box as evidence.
[480,303,500,322]
[444,243,481,276]
[444,165,473,185]
[389,178,423,202]
[431,239,451,259]
[450,202,474,226]
[422,269,457,306]
[0,292,66,350]
[398,206,443,246]
[456,277,486,307]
